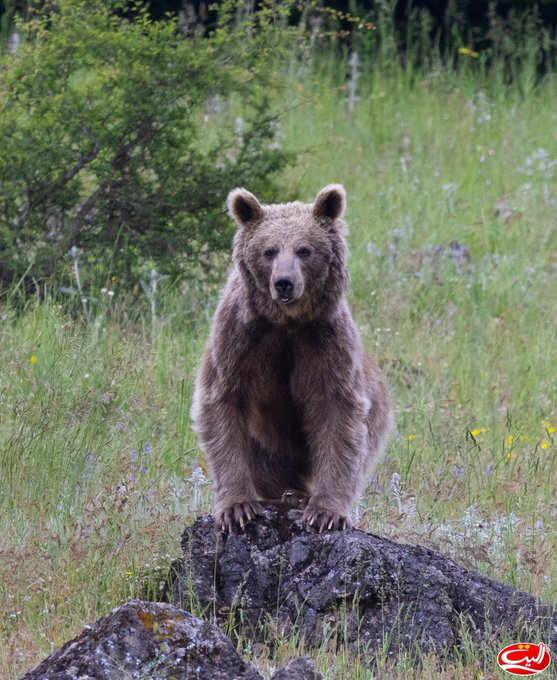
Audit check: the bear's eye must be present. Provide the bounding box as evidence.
[296,247,312,258]
[263,248,278,260]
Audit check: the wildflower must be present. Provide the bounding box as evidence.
[541,440,550,450]
[407,433,417,441]
[453,465,464,477]
[471,427,487,437]
[83,452,94,481]
[389,472,403,513]
[459,47,480,58]
[542,420,556,433]
[30,355,38,363]
[507,434,515,446]
[549,426,556,434]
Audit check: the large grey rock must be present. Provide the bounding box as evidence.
[172,505,557,657]
[21,600,263,680]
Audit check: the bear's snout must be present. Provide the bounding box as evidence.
[270,254,304,305]
[274,276,294,301]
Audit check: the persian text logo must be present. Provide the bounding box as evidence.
[497,642,551,675]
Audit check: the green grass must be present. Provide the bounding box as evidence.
[2,57,557,678]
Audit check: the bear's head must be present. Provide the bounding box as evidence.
[228,184,349,323]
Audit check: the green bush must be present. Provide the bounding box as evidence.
[0,0,295,290]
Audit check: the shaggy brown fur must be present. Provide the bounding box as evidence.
[191,185,393,532]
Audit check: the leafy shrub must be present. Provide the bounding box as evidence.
[0,0,295,290]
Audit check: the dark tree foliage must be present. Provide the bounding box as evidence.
[139,1,557,64]
[0,0,294,289]
[5,1,557,44]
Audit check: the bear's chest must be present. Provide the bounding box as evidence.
[245,329,296,395]
[242,330,307,450]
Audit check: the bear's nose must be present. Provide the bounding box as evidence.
[274,277,294,296]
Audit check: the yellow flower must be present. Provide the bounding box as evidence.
[407,433,417,441]
[541,420,555,436]
[471,427,487,437]
[541,440,550,450]
[30,355,38,363]
[126,571,134,575]
[507,434,514,446]
[459,47,480,58]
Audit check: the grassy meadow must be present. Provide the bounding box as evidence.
[1,55,557,678]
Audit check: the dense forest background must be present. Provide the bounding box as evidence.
[4,0,557,52]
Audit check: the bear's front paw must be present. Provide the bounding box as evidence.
[302,499,352,532]
[214,500,263,533]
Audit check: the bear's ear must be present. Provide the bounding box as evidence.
[313,184,347,221]
[227,188,265,229]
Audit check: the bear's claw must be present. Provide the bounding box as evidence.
[215,501,263,533]
[302,505,352,532]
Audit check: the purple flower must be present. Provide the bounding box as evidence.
[83,451,95,480]
[453,465,464,477]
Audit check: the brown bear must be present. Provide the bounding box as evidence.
[191,184,393,532]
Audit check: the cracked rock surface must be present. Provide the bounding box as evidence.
[21,600,263,680]
[172,505,557,656]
